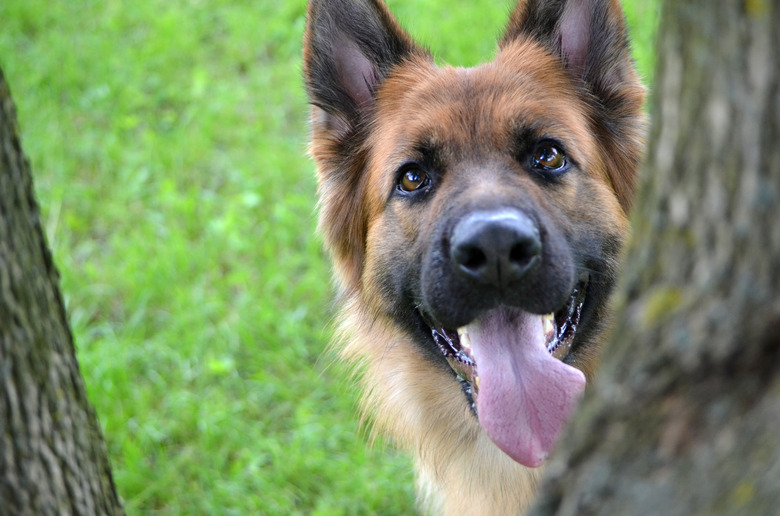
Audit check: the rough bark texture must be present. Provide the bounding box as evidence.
[0,68,123,515]
[532,1,780,515]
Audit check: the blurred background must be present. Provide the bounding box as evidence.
[0,1,658,514]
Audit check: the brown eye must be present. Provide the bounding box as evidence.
[533,143,566,171]
[399,168,428,192]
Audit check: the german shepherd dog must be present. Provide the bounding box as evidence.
[304,0,645,513]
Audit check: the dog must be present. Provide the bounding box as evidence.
[303,0,645,513]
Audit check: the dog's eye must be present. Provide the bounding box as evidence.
[532,143,566,171]
[399,167,428,192]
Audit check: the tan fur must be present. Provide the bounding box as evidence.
[335,300,540,515]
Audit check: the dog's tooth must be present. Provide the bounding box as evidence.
[542,314,555,335]
[457,326,468,337]
[459,331,472,351]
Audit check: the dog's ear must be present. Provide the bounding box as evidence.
[501,0,645,212]
[304,0,424,137]
[501,0,636,94]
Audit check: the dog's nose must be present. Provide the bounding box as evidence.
[450,210,541,288]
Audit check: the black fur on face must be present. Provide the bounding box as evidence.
[418,178,576,330]
[375,151,626,369]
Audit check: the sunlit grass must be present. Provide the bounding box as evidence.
[0,1,658,513]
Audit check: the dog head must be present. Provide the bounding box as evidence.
[304,0,645,467]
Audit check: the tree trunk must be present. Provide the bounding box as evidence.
[0,68,123,515]
[532,1,780,514]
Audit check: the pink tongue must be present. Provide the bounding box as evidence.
[468,308,586,468]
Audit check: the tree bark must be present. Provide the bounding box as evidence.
[0,68,123,514]
[532,1,780,514]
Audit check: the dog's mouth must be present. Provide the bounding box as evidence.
[427,280,588,395]
[419,277,589,467]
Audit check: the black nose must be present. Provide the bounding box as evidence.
[450,210,541,288]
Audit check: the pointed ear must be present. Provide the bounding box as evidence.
[501,0,636,96]
[303,0,425,136]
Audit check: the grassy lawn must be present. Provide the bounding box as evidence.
[0,1,658,514]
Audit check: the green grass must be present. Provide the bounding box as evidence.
[0,1,659,514]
